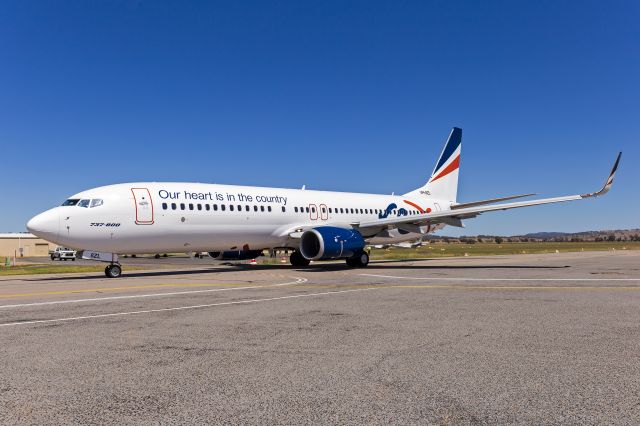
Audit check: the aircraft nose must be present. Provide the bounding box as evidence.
[26,209,60,240]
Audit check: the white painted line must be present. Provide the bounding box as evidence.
[0,287,377,328]
[0,277,307,310]
[360,274,640,282]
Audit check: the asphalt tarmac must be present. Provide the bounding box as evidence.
[1,251,639,424]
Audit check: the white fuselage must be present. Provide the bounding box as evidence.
[27,183,447,254]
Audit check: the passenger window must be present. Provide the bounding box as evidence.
[268,206,272,212]
[205,204,210,211]
[294,207,298,213]
[246,205,250,211]
[329,208,332,213]
[305,207,309,213]
[78,199,90,208]
[311,207,315,213]
[260,206,265,212]
[282,206,286,212]
[189,203,194,210]
[90,199,104,208]
[180,203,185,210]
[321,207,326,213]
[254,205,258,212]
[162,203,168,210]
[221,204,226,211]
[196,204,201,210]
[213,204,218,211]
[238,205,242,212]
[230,205,234,211]
[171,203,177,210]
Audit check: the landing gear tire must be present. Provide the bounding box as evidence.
[290,250,310,267]
[105,264,122,278]
[346,252,369,268]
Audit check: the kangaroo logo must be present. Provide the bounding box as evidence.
[378,203,396,219]
[378,203,408,219]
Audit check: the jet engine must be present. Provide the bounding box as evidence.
[208,250,264,260]
[300,226,365,260]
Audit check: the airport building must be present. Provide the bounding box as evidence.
[0,233,56,257]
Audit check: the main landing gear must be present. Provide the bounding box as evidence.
[289,250,310,267]
[346,251,369,268]
[289,250,369,268]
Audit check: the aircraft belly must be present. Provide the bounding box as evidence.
[82,224,283,254]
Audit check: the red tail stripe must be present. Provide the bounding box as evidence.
[429,155,460,183]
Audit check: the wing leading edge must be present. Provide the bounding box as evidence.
[356,152,622,232]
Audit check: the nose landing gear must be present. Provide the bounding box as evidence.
[105,264,122,278]
[81,251,123,278]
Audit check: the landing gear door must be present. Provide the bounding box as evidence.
[131,188,154,225]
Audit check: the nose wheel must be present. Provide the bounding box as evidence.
[105,264,122,278]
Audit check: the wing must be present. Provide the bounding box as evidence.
[355,152,621,234]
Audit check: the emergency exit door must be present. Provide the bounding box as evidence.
[131,188,154,225]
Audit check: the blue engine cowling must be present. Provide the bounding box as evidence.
[208,250,264,260]
[300,226,365,260]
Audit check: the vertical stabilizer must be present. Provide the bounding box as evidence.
[404,127,462,203]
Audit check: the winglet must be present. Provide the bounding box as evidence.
[581,152,621,198]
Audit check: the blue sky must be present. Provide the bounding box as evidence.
[1,1,638,236]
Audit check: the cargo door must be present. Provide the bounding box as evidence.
[131,188,154,225]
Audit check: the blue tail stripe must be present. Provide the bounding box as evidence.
[434,127,462,172]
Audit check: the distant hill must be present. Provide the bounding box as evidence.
[434,229,640,242]
[517,229,640,241]
[522,232,571,239]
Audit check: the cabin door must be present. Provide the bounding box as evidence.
[319,204,328,221]
[309,204,318,220]
[131,188,154,225]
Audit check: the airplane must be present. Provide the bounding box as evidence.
[26,128,621,278]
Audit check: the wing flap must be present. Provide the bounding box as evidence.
[450,193,536,210]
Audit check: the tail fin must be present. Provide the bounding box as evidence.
[404,127,462,203]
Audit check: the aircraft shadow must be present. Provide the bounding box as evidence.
[22,260,569,281]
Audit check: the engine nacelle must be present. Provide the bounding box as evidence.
[300,226,365,261]
[208,250,264,260]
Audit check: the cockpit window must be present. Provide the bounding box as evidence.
[61,199,80,206]
[78,199,91,208]
[90,199,104,208]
